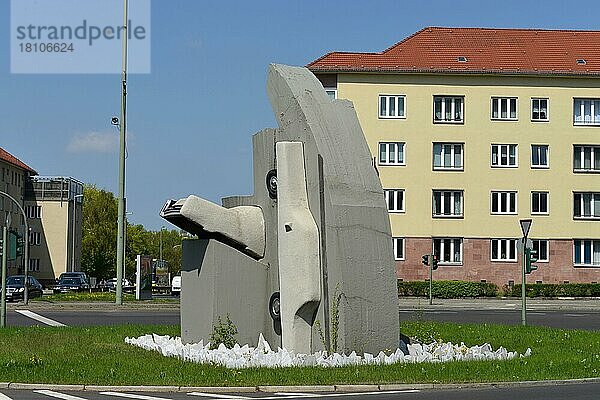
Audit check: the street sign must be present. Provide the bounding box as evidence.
[517,238,534,253]
[519,219,532,238]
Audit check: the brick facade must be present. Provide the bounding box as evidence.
[398,238,600,288]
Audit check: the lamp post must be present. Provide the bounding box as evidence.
[519,219,532,327]
[159,226,165,271]
[0,190,29,305]
[1,213,9,327]
[71,194,84,272]
[115,0,129,306]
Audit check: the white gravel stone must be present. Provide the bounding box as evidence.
[125,333,531,369]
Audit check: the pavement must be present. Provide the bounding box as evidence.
[2,378,600,393]
[399,296,600,311]
[10,296,600,312]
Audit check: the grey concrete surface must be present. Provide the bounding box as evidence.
[161,64,399,354]
[2,380,600,400]
[276,141,321,353]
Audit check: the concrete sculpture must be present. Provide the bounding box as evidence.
[161,64,399,354]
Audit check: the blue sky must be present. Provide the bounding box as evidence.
[1,0,598,231]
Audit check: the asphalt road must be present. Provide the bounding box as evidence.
[399,297,600,330]
[2,382,600,400]
[6,297,600,330]
[6,309,180,327]
[400,308,600,330]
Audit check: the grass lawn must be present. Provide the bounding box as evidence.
[32,292,178,303]
[0,322,598,386]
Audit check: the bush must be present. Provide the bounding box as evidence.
[503,283,600,298]
[209,314,238,349]
[398,280,499,298]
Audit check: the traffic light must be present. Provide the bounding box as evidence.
[525,247,538,274]
[7,231,24,260]
[8,230,17,261]
[0,237,3,257]
[421,254,430,266]
[16,234,25,258]
[431,254,439,270]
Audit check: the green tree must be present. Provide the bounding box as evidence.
[81,185,183,281]
[81,185,118,280]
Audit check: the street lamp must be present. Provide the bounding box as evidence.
[115,0,129,306]
[519,219,533,326]
[71,194,84,272]
[159,226,165,271]
[0,190,30,305]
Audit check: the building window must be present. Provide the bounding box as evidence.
[433,143,463,170]
[491,144,518,167]
[574,98,600,125]
[28,259,40,272]
[433,96,464,123]
[491,97,518,120]
[432,190,463,217]
[574,145,600,172]
[491,239,517,261]
[531,98,549,121]
[433,238,463,264]
[379,95,405,118]
[384,189,405,213]
[379,142,405,165]
[532,192,549,215]
[533,240,549,262]
[393,237,404,261]
[531,145,549,168]
[324,88,337,99]
[573,192,600,219]
[29,231,41,246]
[491,191,517,214]
[574,240,600,266]
[25,205,42,219]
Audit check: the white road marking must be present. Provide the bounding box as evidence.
[34,390,87,400]
[275,393,314,397]
[528,312,547,315]
[565,314,585,317]
[100,393,171,400]
[187,393,250,400]
[15,310,66,327]
[430,311,458,314]
[256,391,420,399]
[0,392,12,400]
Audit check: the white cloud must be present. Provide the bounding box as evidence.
[67,131,118,153]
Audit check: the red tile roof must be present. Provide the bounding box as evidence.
[307,27,600,76]
[0,147,37,175]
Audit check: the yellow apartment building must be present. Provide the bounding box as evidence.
[308,27,600,287]
[24,176,84,284]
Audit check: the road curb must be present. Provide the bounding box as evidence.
[2,378,600,393]
[257,386,335,393]
[84,385,180,392]
[8,383,85,391]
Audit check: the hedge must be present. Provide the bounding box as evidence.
[398,281,600,298]
[504,283,600,298]
[397,280,499,298]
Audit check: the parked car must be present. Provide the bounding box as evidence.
[53,276,90,294]
[104,278,132,292]
[4,275,43,302]
[171,275,181,296]
[58,272,89,285]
